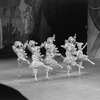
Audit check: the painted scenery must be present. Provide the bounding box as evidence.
[0,0,51,49]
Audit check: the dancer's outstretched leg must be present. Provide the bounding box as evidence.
[23,58,30,64]
[85,58,95,65]
[50,59,63,68]
[41,61,53,70]
[55,61,63,68]
[75,63,84,69]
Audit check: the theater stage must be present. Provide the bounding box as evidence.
[0,57,100,100]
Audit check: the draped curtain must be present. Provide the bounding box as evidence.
[42,0,69,48]
[42,0,67,32]
[88,0,100,58]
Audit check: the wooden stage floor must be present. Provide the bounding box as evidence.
[0,57,100,100]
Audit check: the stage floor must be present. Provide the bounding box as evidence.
[0,57,100,100]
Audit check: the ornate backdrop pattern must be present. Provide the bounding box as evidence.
[0,0,52,49]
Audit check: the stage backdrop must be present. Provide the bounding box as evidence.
[0,0,52,49]
[87,0,100,58]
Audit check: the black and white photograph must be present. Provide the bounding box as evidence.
[1,0,100,100]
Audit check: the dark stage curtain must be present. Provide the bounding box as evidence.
[42,0,68,51]
[42,0,67,34]
[42,0,66,28]
[42,0,87,38]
